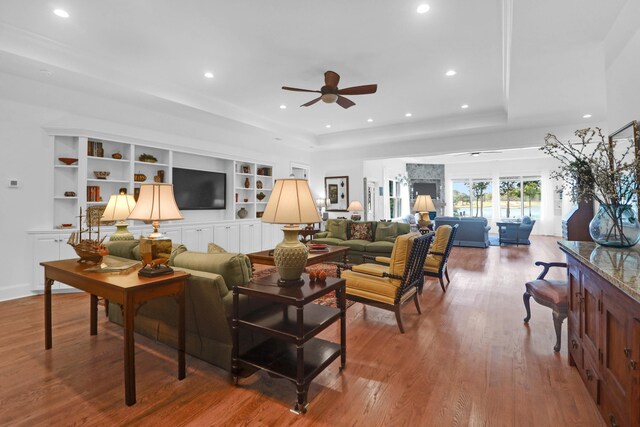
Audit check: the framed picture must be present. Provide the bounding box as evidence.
[325,176,349,211]
[86,205,113,227]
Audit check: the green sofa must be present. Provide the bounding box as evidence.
[105,240,271,372]
[313,219,410,264]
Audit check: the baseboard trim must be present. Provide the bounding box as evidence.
[0,283,33,302]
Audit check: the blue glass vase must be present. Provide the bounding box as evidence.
[588,204,640,247]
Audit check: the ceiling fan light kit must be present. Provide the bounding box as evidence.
[282,70,377,109]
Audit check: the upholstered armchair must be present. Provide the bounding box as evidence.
[500,216,536,245]
[340,232,433,333]
[422,224,458,292]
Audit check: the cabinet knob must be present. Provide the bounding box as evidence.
[571,339,578,350]
[624,348,631,358]
[610,414,619,427]
[585,369,593,381]
[630,360,638,371]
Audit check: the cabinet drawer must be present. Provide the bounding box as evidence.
[569,330,583,370]
[581,350,600,404]
[600,386,629,427]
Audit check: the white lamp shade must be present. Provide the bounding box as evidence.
[101,193,136,222]
[413,194,436,212]
[128,184,184,221]
[261,179,321,224]
[347,200,364,211]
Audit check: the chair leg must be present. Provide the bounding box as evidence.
[523,291,532,322]
[413,292,422,314]
[394,305,405,334]
[444,267,450,283]
[552,311,565,352]
[438,275,446,293]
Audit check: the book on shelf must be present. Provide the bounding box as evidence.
[88,141,104,157]
[86,185,101,202]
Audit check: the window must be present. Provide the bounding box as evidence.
[499,177,522,219]
[452,180,471,217]
[522,177,542,219]
[471,179,492,220]
[388,179,402,218]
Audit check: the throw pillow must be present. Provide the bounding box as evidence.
[375,222,398,242]
[326,219,348,240]
[349,222,373,241]
[207,243,227,254]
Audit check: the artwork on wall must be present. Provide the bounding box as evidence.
[325,176,349,211]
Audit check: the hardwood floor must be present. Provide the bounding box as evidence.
[0,236,604,426]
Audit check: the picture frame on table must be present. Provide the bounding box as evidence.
[324,176,349,211]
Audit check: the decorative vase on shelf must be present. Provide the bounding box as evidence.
[244,177,250,188]
[589,204,640,248]
[237,207,248,219]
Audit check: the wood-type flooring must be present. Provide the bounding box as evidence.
[0,236,604,426]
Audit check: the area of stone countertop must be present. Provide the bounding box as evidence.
[558,240,640,303]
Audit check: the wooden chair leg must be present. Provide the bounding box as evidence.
[413,292,422,314]
[104,299,109,317]
[394,305,405,334]
[523,291,532,322]
[438,275,446,292]
[444,267,450,283]
[552,311,565,352]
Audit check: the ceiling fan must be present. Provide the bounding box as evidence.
[453,150,503,157]
[282,71,377,109]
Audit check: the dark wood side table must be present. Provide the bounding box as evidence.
[232,272,346,414]
[247,245,349,273]
[41,258,190,406]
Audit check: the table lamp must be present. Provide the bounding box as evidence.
[261,178,321,286]
[413,194,436,228]
[347,200,364,221]
[101,188,136,241]
[127,184,183,277]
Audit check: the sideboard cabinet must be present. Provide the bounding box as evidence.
[561,241,640,427]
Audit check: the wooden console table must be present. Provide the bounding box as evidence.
[41,258,190,406]
[558,241,640,426]
[232,272,346,414]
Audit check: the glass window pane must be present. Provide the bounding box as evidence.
[523,177,542,219]
[471,180,492,220]
[452,180,471,217]
[499,177,522,219]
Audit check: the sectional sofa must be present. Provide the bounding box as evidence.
[313,219,410,264]
[433,216,491,248]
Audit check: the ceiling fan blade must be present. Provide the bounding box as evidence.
[324,71,340,87]
[336,95,355,109]
[301,96,322,107]
[338,84,378,96]
[282,86,321,93]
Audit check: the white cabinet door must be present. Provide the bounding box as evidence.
[214,224,240,253]
[261,223,282,250]
[163,227,182,245]
[198,225,214,252]
[33,235,61,290]
[240,222,261,254]
[226,224,240,253]
[181,226,200,251]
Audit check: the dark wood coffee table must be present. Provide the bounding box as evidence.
[41,258,190,406]
[247,245,350,272]
[232,272,346,414]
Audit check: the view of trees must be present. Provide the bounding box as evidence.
[470,182,489,217]
[523,181,541,216]
[499,180,520,218]
[453,177,541,219]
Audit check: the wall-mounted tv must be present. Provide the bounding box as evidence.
[172,167,226,210]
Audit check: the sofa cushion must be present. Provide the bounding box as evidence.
[312,237,346,245]
[425,225,451,270]
[172,251,252,291]
[207,243,227,254]
[326,219,348,240]
[365,241,395,253]
[342,270,398,303]
[351,263,388,277]
[338,239,370,252]
[349,222,373,241]
[375,222,398,242]
[388,232,419,283]
[396,223,410,235]
[105,240,139,259]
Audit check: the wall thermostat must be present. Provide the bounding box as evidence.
[8,179,19,188]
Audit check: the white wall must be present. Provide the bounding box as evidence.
[0,72,310,301]
[606,19,640,128]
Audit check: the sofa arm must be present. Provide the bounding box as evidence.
[172,251,252,292]
[315,232,329,238]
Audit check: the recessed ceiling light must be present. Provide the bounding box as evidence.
[461,104,469,109]
[416,4,430,14]
[40,69,54,77]
[367,118,373,122]
[583,114,592,118]
[405,113,412,117]
[204,72,214,79]
[325,124,331,129]
[279,105,287,110]
[445,70,457,77]
[274,137,282,141]
[53,9,69,18]
[471,152,480,157]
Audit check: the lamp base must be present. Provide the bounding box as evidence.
[350,214,361,221]
[109,222,135,241]
[417,212,432,228]
[138,266,174,277]
[273,226,308,286]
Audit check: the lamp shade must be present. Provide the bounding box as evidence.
[101,193,136,222]
[347,200,364,211]
[128,184,183,221]
[261,179,321,225]
[413,194,436,212]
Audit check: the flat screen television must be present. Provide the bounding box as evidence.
[172,167,226,210]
